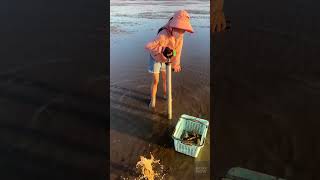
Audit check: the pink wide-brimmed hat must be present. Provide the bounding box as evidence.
[169,10,194,33]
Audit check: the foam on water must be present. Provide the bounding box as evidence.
[120,153,166,180]
[135,153,165,180]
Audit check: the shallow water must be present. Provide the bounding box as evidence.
[110,0,210,179]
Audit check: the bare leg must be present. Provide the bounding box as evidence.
[161,70,167,98]
[150,73,159,108]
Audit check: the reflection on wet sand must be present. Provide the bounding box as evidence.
[110,0,210,179]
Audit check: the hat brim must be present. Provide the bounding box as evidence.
[170,19,194,33]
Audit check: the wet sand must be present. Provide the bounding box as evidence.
[110,0,210,179]
[212,0,320,179]
[0,0,107,179]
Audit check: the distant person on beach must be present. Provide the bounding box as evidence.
[145,10,194,109]
[211,0,227,32]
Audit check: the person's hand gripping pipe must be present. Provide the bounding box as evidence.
[162,46,176,119]
[162,47,177,71]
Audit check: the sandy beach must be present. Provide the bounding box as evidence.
[212,0,320,179]
[110,0,210,179]
[2,0,319,179]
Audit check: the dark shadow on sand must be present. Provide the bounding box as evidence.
[110,99,167,119]
[110,106,174,148]
[110,161,138,178]
[111,85,167,101]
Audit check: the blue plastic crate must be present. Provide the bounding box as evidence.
[171,114,209,158]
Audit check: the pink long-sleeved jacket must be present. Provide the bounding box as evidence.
[144,27,184,69]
